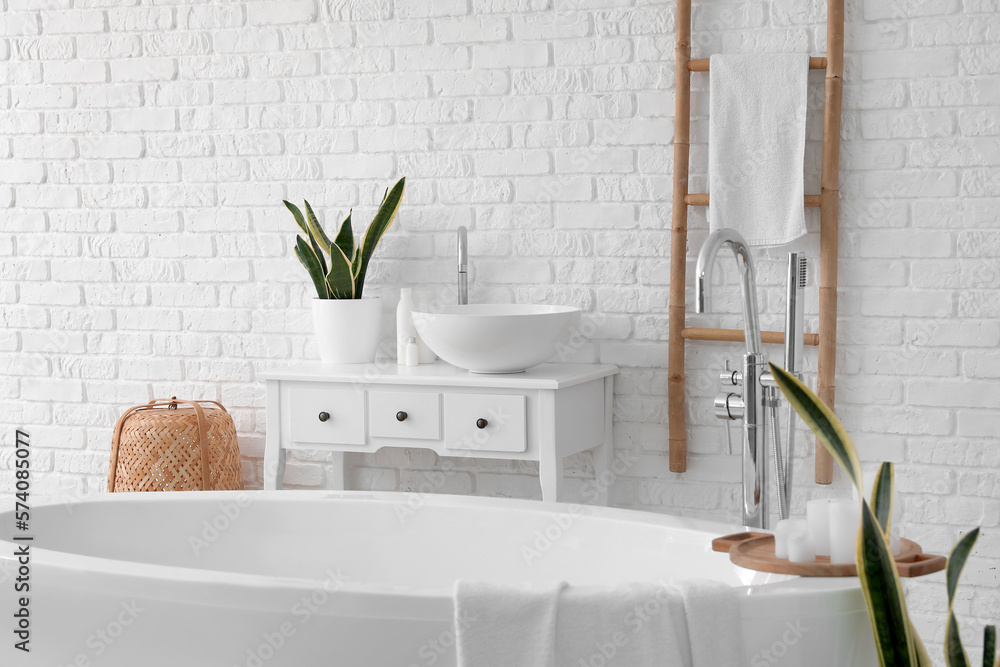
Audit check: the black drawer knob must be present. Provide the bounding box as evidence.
[396,411,408,422]
[476,418,488,429]
[318,412,330,422]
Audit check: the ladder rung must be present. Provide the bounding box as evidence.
[685,194,823,207]
[682,327,820,347]
[688,56,828,72]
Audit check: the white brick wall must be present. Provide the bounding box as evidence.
[1,0,998,659]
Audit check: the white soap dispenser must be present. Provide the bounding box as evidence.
[396,288,417,365]
[405,337,419,366]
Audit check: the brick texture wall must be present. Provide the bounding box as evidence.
[1,0,997,659]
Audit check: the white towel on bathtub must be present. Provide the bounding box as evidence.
[455,580,566,667]
[708,53,810,247]
[455,581,694,667]
[555,583,690,667]
[680,580,746,666]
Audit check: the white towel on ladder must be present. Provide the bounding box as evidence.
[708,53,810,247]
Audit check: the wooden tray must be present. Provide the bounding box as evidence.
[711,532,947,578]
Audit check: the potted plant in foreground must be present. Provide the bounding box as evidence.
[285,177,405,363]
[770,363,998,667]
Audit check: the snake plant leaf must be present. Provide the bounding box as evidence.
[283,200,309,237]
[872,462,894,534]
[294,236,329,299]
[768,363,864,492]
[325,241,355,299]
[334,210,355,266]
[945,528,980,667]
[354,176,405,298]
[983,626,996,667]
[304,200,334,256]
[856,499,920,667]
[297,201,327,278]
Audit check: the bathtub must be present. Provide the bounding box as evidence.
[0,490,876,666]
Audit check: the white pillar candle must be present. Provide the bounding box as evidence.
[774,519,808,559]
[787,531,815,563]
[889,525,902,557]
[828,498,861,564]
[806,498,832,557]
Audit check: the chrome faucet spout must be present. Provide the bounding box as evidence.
[457,226,468,305]
[695,229,762,356]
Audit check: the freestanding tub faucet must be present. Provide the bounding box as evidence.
[457,226,468,305]
[696,229,769,529]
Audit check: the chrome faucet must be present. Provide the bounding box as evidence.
[696,229,769,529]
[457,226,468,305]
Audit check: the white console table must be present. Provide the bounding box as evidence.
[260,362,618,503]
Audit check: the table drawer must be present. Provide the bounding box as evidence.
[444,393,527,453]
[288,385,365,445]
[369,390,441,441]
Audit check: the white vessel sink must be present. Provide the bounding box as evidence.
[411,304,582,373]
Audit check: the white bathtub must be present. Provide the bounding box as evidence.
[0,491,876,666]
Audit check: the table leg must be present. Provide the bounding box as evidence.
[539,452,564,503]
[263,379,285,490]
[329,452,346,490]
[591,375,616,506]
[264,446,286,490]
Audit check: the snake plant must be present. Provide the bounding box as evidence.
[284,177,405,299]
[769,363,997,667]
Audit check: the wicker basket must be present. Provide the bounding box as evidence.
[108,398,244,492]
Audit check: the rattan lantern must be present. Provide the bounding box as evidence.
[108,398,244,492]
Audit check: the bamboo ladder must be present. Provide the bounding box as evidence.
[667,0,844,484]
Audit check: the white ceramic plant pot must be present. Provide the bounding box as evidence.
[311,297,383,364]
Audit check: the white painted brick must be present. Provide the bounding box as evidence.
[556,203,637,229]
[0,161,44,184]
[22,378,83,403]
[554,39,633,66]
[395,0,466,18]
[435,16,508,43]
[110,109,175,133]
[476,150,549,176]
[179,5,245,30]
[433,71,508,97]
[107,7,173,31]
[248,0,316,25]
[44,61,106,84]
[322,154,393,179]
[0,12,40,36]
[10,36,74,60]
[75,34,142,59]
[475,97,548,122]
[40,9,105,33]
[473,43,549,68]
[862,50,958,80]
[214,28,281,54]
[396,46,470,72]
[11,86,74,110]
[249,53,319,78]
[111,58,176,82]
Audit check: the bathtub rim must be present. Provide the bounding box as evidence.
[0,489,867,622]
